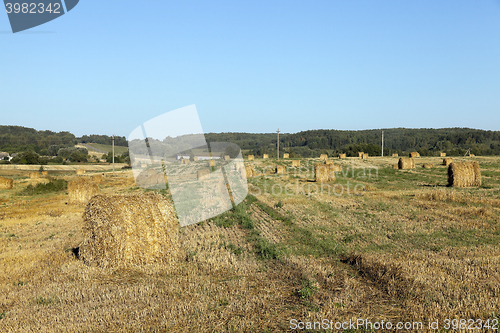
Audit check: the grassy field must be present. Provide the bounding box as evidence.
[0,156,499,332]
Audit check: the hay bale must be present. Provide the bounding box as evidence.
[358,152,364,158]
[409,152,420,158]
[68,178,99,204]
[197,169,210,180]
[443,158,453,166]
[398,158,415,170]
[92,174,103,184]
[28,172,39,179]
[315,163,335,182]
[362,153,369,159]
[292,160,300,167]
[41,171,49,176]
[263,154,269,159]
[181,159,190,164]
[470,154,475,157]
[244,165,255,178]
[224,155,230,161]
[283,153,289,159]
[193,157,199,161]
[79,192,180,268]
[320,154,328,161]
[339,154,346,159]
[392,154,398,157]
[325,160,333,165]
[422,164,434,169]
[247,155,254,161]
[392,164,398,169]
[440,153,446,157]
[0,176,13,190]
[448,161,481,188]
[76,169,86,175]
[209,160,215,167]
[275,165,285,175]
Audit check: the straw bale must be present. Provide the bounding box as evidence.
[263,154,269,159]
[28,172,39,179]
[398,158,415,170]
[448,161,481,188]
[443,158,453,166]
[193,157,199,161]
[392,154,398,157]
[358,152,364,158]
[283,153,289,159]
[392,164,398,169]
[68,178,99,204]
[470,154,475,157]
[339,154,346,159]
[275,165,285,175]
[409,152,420,158]
[315,163,335,183]
[209,160,215,167]
[92,174,103,184]
[320,154,328,161]
[325,160,333,165]
[41,171,49,176]
[76,169,86,175]
[181,159,190,164]
[79,192,180,268]
[197,169,210,180]
[224,155,230,161]
[422,164,434,169]
[440,153,446,157]
[247,155,254,161]
[0,176,13,190]
[244,165,255,178]
[362,153,369,159]
[292,160,300,167]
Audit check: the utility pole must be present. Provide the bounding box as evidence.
[277,128,280,159]
[112,134,115,176]
[382,130,384,157]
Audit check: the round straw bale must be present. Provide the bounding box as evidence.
[362,153,369,159]
[79,192,181,268]
[181,159,190,164]
[68,178,99,204]
[0,176,13,190]
[28,172,39,179]
[398,158,415,169]
[392,153,398,157]
[409,152,420,158]
[209,160,215,167]
[76,169,86,175]
[244,165,255,178]
[92,174,103,184]
[448,161,481,188]
[247,155,254,160]
[41,171,49,176]
[224,155,230,161]
[320,154,328,161]
[292,160,301,167]
[440,152,446,157]
[315,163,335,182]
[443,158,453,166]
[283,153,289,159]
[358,152,364,158]
[275,165,285,175]
[325,160,333,165]
[339,154,346,159]
[422,164,434,169]
[263,154,269,159]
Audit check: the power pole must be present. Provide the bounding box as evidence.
[277,128,280,159]
[112,134,115,176]
[382,130,384,157]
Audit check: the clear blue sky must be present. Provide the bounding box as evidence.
[1,0,500,138]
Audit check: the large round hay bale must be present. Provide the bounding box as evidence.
[440,152,446,157]
[362,153,369,159]
[197,169,210,180]
[68,178,99,204]
[409,152,420,158]
[339,154,346,159]
[325,160,333,165]
[392,153,398,157]
[320,154,328,161]
[263,154,269,159]
[92,174,103,184]
[292,160,301,167]
[443,158,453,166]
[422,164,434,169]
[275,165,285,175]
[76,169,86,175]
[244,165,255,178]
[79,192,180,268]
[41,171,49,176]
[398,158,415,170]
[315,163,335,182]
[358,152,364,158]
[209,160,215,167]
[448,162,481,188]
[224,155,230,161]
[28,172,39,179]
[0,176,13,190]
[283,153,289,159]
[247,155,254,161]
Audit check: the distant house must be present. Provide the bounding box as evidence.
[0,152,9,160]
[175,154,221,161]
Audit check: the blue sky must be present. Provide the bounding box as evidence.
[1,0,500,138]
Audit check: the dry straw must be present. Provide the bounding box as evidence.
[292,160,300,167]
[92,174,103,184]
[263,154,269,159]
[314,163,335,182]
[330,164,341,172]
[197,169,210,180]
[68,178,99,204]
[244,165,255,178]
[392,164,398,169]
[392,153,398,157]
[275,165,285,175]
[409,152,420,158]
[440,153,446,157]
[362,153,369,159]
[79,192,181,269]
[339,154,346,159]
[448,161,481,187]
[320,154,328,161]
[283,153,289,159]
[224,155,230,161]
[41,171,49,176]
[76,169,86,175]
[358,152,364,158]
[0,176,13,190]
[422,164,434,169]
[247,155,254,160]
[193,157,199,161]
[398,157,415,170]
[28,172,39,179]
[209,160,215,167]
[182,159,190,164]
[470,154,475,157]
[325,160,333,165]
[443,158,453,166]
